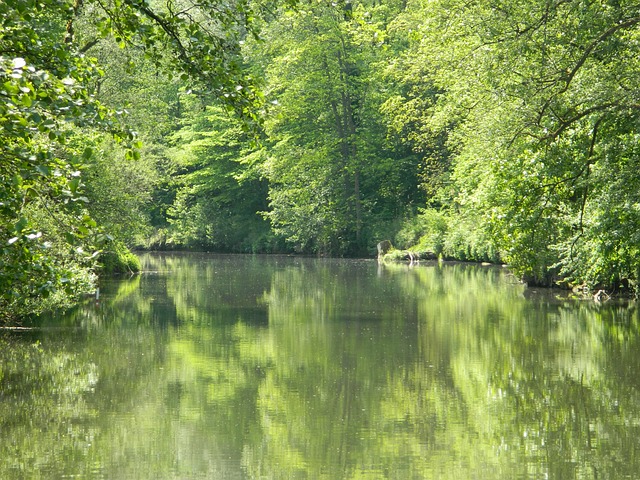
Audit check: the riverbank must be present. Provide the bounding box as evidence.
[379,246,636,301]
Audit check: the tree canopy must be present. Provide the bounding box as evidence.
[4,0,640,319]
[399,0,640,290]
[0,0,292,319]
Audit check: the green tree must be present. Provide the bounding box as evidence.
[256,1,424,255]
[1,0,296,319]
[1,1,118,319]
[163,100,277,252]
[389,0,640,291]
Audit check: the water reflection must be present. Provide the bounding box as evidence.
[1,253,639,479]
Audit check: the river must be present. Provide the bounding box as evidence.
[1,252,639,479]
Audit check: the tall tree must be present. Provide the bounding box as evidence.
[256,1,424,255]
[163,100,278,252]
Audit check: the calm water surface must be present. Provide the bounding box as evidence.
[2,253,640,479]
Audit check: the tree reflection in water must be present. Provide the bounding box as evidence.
[2,253,639,479]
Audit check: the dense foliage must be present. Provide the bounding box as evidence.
[398,0,640,292]
[4,0,640,319]
[255,1,425,255]
[1,0,291,320]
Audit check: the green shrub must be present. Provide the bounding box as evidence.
[396,209,448,253]
[441,214,500,263]
[395,208,501,264]
[395,216,427,249]
[99,241,141,275]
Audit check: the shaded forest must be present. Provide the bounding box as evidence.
[3,0,640,319]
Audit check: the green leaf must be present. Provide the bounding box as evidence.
[12,175,23,187]
[14,217,28,234]
[68,177,80,193]
[35,165,51,176]
[81,214,97,228]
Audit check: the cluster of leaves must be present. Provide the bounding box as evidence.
[83,0,278,126]
[0,1,119,319]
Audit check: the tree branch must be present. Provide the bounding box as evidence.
[548,102,619,139]
[79,39,100,53]
[537,16,640,125]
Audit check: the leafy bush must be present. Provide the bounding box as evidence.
[0,200,98,322]
[99,241,141,275]
[415,209,448,256]
[442,215,500,263]
[394,208,501,263]
[395,216,427,250]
